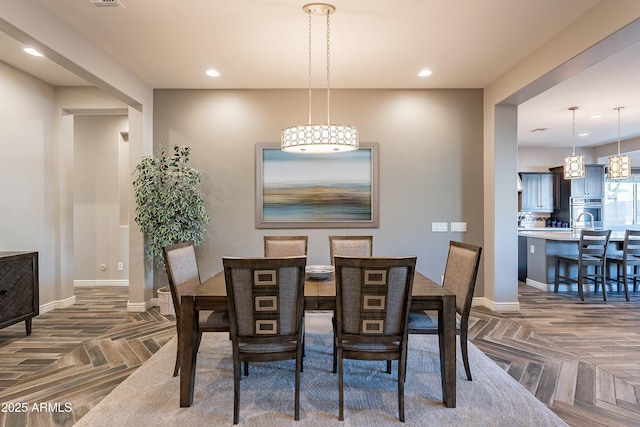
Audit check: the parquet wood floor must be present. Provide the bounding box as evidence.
[1,284,639,426]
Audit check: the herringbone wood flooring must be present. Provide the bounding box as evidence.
[1,284,640,426]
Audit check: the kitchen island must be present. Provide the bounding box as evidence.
[518,229,626,291]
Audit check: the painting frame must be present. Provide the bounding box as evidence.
[256,142,379,229]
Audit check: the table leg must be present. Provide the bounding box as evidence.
[180,295,199,407]
[439,296,456,408]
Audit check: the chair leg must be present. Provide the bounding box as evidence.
[173,347,180,377]
[398,363,405,422]
[386,360,392,374]
[338,349,344,421]
[332,315,337,374]
[295,353,301,421]
[600,265,607,302]
[577,265,585,301]
[243,361,249,376]
[460,328,472,381]
[623,263,631,301]
[554,258,561,293]
[233,357,241,425]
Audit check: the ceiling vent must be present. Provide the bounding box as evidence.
[89,0,124,7]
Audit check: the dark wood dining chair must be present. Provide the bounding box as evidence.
[334,256,417,422]
[328,235,373,372]
[223,256,307,424]
[606,229,640,301]
[554,229,611,301]
[408,241,482,381]
[163,241,230,377]
[264,235,308,257]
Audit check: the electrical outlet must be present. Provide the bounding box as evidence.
[117,262,124,271]
[451,222,467,232]
[432,222,448,232]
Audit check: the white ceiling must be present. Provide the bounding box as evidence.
[1,0,638,149]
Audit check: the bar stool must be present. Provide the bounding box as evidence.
[554,229,611,301]
[606,229,640,301]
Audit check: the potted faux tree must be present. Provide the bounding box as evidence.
[132,145,210,314]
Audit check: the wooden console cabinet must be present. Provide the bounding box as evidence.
[0,252,39,335]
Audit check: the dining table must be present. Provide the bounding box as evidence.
[179,270,457,408]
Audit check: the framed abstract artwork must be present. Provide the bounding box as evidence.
[256,142,379,228]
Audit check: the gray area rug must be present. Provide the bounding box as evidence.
[76,312,567,426]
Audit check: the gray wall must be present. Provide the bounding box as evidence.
[0,60,57,303]
[153,88,485,294]
[73,115,129,283]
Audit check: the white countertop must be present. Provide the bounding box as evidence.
[518,229,626,241]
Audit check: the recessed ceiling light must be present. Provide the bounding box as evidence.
[590,114,602,119]
[206,69,220,77]
[24,47,43,57]
[579,132,589,137]
[418,69,432,77]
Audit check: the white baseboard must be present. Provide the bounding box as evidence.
[127,299,155,312]
[525,278,552,291]
[74,280,129,287]
[475,296,520,312]
[40,295,76,314]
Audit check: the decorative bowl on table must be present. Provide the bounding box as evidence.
[305,265,335,280]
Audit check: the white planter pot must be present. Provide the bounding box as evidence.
[157,286,175,316]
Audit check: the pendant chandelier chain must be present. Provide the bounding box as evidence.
[616,106,624,155]
[571,106,577,155]
[326,10,331,126]
[307,11,312,125]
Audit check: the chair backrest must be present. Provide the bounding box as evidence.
[578,229,611,259]
[163,241,201,322]
[441,241,482,318]
[264,236,308,258]
[334,256,416,342]
[223,256,306,342]
[623,229,640,260]
[329,236,373,265]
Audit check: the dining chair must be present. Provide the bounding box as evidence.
[328,235,373,372]
[264,235,308,257]
[334,256,417,422]
[407,240,482,381]
[328,235,373,264]
[163,241,230,377]
[554,229,611,301]
[223,256,307,424]
[606,229,640,301]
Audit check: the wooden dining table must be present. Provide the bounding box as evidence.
[179,270,457,408]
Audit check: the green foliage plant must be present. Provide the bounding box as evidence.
[133,145,210,266]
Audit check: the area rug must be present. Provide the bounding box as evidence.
[76,312,567,426]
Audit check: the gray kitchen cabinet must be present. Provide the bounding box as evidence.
[568,164,604,198]
[520,172,555,212]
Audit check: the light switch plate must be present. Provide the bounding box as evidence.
[451,222,467,232]
[432,222,448,232]
[529,245,535,254]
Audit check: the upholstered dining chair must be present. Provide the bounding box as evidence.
[329,235,373,264]
[163,241,230,377]
[264,235,308,257]
[334,256,417,422]
[223,256,307,424]
[328,235,373,372]
[606,229,640,301]
[554,229,611,301]
[407,241,482,381]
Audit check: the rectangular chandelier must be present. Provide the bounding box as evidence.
[608,154,631,179]
[564,154,585,179]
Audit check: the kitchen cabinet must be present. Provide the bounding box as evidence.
[520,172,555,212]
[550,164,604,198]
[0,252,39,335]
